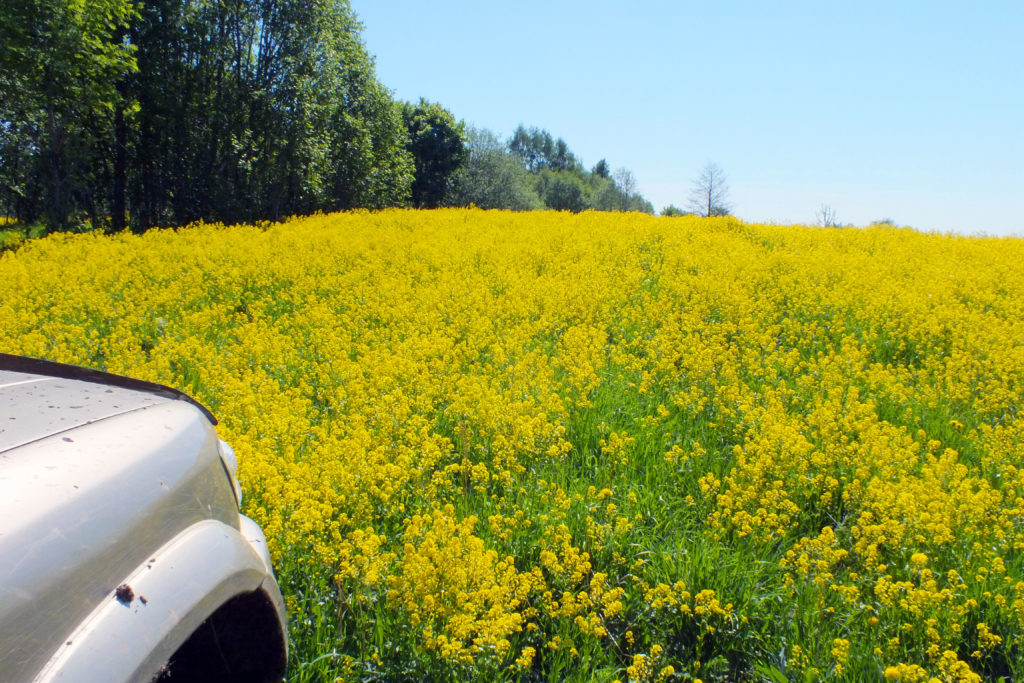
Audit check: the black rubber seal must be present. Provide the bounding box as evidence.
[0,353,217,425]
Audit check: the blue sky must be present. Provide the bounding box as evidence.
[350,1,1023,236]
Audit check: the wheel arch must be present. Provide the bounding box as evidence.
[32,519,287,683]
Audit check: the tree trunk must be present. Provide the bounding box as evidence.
[46,106,67,231]
[112,79,128,231]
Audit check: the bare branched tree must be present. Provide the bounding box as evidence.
[687,162,730,217]
[817,204,837,227]
[612,167,637,196]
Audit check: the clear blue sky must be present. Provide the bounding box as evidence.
[350,1,1023,236]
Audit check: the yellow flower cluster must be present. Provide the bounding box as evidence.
[3,209,1023,680]
[625,644,674,683]
[387,505,535,664]
[782,525,849,588]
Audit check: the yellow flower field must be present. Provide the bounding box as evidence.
[2,209,1022,681]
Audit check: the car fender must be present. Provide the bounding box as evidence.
[32,518,286,683]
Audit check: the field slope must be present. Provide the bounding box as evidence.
[2,210,1022,682]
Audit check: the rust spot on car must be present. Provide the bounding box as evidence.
[140,595,148,605]
[115,583,134,604]
[62,437,73,442]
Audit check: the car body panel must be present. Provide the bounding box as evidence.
[31,519,285,683]
[0,370,165,453]
[0,354,216,425]
[0,356,286,682]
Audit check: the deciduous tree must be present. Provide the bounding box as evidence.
[687,162,731,217]
[509,126,579,174]
[817,204,838,227]
[453,127,541,210]
[402,99,467,208]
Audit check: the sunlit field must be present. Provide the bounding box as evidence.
[3,209,1022,681]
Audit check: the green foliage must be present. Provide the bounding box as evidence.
[0,0,413,232]
[0,0,138,114]
[453,127,541,210]
[536,169,590,212]
[509,125,581,174]
[505,126,653,214]
[0,227,23,252]
[591,169,654,213]
[328,80,414,211]
[127,0,412,224]
[0,0,138,229]
[402,99,467,208]
[661,205,689,217]
[451,126,653,214]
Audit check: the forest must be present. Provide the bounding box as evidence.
[0,0,652,235]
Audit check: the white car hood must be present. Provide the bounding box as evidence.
[0,371,167,454]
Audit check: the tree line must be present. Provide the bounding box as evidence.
[453,125,652,214]
[0,0,652,234]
